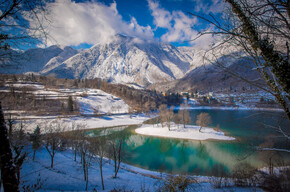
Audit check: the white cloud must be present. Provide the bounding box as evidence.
[31,0,154,46]
[148,0,196,41]
[148,0,216,48]
[194,0,225,14]
[148,1,173,29]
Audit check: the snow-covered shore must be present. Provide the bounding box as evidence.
[21,147,263,192]
[135,123,235,141]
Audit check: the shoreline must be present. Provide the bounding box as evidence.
[175,105,284,112]
[5,105,285,135]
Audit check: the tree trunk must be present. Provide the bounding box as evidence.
[45,145,55,168]
[0,102,19,192]
[226,0,290,120]
[183,113,185,128]
[115,160,121,178]
[112,144,117,178]
[199,126,202,132]
[114,141,122,178]
[51,154,54,168]
[74,147,77,161]
[82,153,86,181]
[85,164,88,191]
[100,157,104,190]
[16,170,20,185]
[33,150,36,161]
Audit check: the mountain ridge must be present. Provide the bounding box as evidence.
[0,35,252,91]
[39,35,194,86]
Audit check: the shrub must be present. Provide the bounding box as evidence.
[156,174,196,192]
[109,187,133,192]
[259,168,290,192]
[231,162,257,187]
[80,92,88,97]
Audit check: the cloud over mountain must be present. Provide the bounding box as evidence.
[147,0,216,49]
[31,0,154,46]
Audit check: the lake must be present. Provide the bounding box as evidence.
[86,109,290,176]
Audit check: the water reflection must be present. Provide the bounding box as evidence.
[86,110,289,176]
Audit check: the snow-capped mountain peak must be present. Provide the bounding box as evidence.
[40,35,191,86]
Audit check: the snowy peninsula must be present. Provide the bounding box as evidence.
[135,123,235,141]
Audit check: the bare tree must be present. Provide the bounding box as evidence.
[189,0,290,119]
[257,137,285,174]
[90,136,108,190]
[109,132,127,178]
[158,104,168,128]
[78,130,91,191]
[178,104,191,128]
[68,122,86,161]
[43,120,64,168]
[196,112,212,132]
[189,0,290,151]
[0,1,48,191]
[159,104,174,131]
[164,107,175,131]
[174,112,182,129]
[11,122,28,184]
[0,0,48,53]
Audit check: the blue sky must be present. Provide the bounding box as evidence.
[30,0,225,49]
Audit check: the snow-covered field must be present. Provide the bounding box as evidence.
[21,147,263,192]
[22,147,158,192]
[76,89,129,115]
[135,123,235,141]
[2,82,129,115]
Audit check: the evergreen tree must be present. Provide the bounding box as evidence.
[67,96,74,112]
[0,103,19,191]
[30,125,41,161]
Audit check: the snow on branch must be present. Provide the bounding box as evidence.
[256,147,290,153]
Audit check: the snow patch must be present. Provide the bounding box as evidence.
[76,89,129,115]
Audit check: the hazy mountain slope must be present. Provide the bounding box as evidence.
[41,35,191,86]
[0,45,78,75]
[149,54,264,93]
[41,46,79,73]
[176,57,261,92]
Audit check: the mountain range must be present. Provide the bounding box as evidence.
[0,34,259,92]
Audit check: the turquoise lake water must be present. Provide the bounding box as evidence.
[86,109,290,176]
